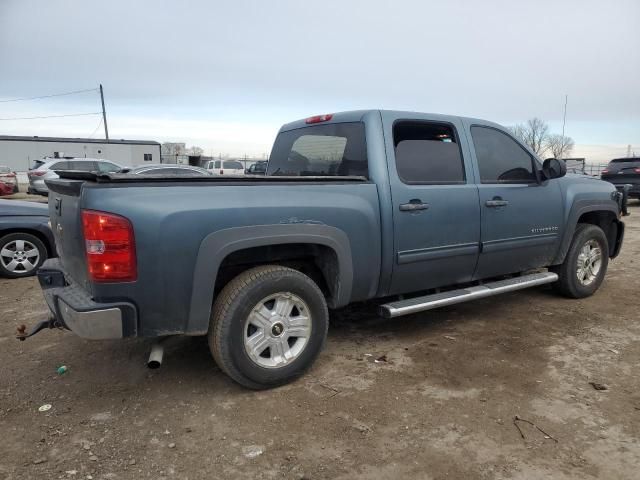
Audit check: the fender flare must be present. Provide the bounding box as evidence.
[186,224,353,334]
[552,200,619,265]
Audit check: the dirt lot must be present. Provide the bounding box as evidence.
[1,205,639,480]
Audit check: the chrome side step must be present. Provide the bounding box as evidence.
[379,271,558,318]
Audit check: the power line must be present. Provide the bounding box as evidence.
[0,88,98,103]
[88,117,103,138]
[0,112,102,121]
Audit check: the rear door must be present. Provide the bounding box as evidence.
[464,122,564,279]
[385,114,481,295]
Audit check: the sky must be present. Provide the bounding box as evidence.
[0,0,639,162]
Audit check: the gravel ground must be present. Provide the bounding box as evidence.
[1,204,639,480]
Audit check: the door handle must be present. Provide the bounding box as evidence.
[399,200,429,212]
[485,198,509,207]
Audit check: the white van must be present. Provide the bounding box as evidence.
[205,160,245,176]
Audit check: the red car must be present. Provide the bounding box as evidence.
[0,166,18,194]
[0,181,15,196]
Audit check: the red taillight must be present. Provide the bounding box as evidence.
[81,210,137,282]
[220,169,224,174]
[29,170,46,177]
[305,113,333,124]
[601,169,609,175]
[635,168,640,174]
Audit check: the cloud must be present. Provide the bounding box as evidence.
[0,0,638,158]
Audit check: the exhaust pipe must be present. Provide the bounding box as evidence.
[147,343,164,369]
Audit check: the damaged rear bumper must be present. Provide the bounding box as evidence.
[36,259,137,339]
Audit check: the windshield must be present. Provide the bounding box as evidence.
[267,122,367,177]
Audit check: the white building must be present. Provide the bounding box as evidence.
[0,135,161,171]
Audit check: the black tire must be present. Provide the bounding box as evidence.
[208,265,329,389]
[553,224,609,298]
[0,232,48,278]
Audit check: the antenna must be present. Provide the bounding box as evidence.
[561,95,568,136]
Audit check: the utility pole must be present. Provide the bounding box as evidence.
[99,84,109,141]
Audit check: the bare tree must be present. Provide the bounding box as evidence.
[186,146,204,156]
[509,118,550,156]
[546,134,574,159]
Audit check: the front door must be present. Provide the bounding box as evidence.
[465,123,564,279]
[387,117,481,295]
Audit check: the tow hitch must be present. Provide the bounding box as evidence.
[16,317,62,341]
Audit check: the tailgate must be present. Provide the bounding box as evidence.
[46,178,91,290]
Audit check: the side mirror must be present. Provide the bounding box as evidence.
[542,158,567,180]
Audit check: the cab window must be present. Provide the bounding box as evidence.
[471,126,536,183]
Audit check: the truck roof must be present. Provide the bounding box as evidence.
[279,109,503,132]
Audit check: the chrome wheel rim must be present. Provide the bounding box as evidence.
[576,239,602,286]
[243,292,312,369]
[0,239,40,274]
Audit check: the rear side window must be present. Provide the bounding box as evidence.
[393,121,465,184]
[70,161,97,171]
[267,122,368,177]
[223,161,243,169]
[50,161,71,170]
[471,126,536,183]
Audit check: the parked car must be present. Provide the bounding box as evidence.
[0,199,55,278]
[122,164,211,176]
[0,181,15,196]
[27,158,122,195]
[0,166,19,193]
[205,159,245,175]
[245,161,268,175]
[601,157,640,199]
[32,110,626,389]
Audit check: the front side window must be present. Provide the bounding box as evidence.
[393,121,465,184]
[471,126,536,183]
[267,122,367,177]
[71,161,97,171]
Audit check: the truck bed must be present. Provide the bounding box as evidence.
[46,172,382,337]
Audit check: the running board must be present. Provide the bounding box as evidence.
[379,272,558,318]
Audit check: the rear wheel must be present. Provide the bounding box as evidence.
[554,224,609,298]
[0,233,48,278]
[208,265,329,389]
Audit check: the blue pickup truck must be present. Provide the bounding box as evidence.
[30,110,625,389]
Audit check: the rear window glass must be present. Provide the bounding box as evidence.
[223,161,243,169]
[611,158,640,163]
[267,122,367,177]
[393,121,465,184]
[31,160,45,170]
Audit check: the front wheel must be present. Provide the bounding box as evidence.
[208,265,329,389]
[553,224,609,298]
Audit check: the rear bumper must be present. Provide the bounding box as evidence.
[609,182,640,198]
[37,259,137,339]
